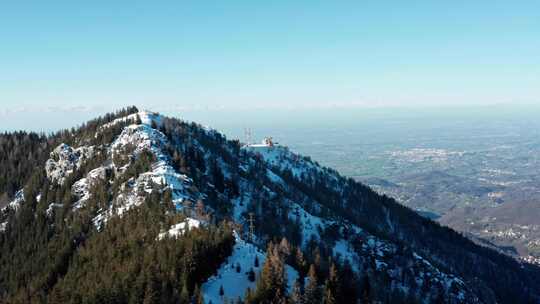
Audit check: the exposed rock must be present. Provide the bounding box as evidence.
[71,166,110,209]
[45,143,95,184]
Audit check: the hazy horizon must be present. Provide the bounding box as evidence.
[1,103,539,135]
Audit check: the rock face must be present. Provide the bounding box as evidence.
[71,166,109,209]
[45,143,94,184]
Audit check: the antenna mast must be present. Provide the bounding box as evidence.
[244,128,252,145]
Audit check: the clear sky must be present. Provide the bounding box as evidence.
[0,1,539,121]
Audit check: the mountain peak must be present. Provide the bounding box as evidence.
[1,109,539,303]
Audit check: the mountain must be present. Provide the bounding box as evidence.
[1,107,540,304]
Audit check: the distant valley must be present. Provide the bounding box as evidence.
[206,107,540,265]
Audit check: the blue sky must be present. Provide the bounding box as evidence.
[0,1,539,120]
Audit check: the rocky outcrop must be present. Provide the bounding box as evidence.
[45,143,95,184]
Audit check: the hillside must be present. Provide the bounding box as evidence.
[1,107,540,303]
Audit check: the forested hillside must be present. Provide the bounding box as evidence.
[1,107,540,304]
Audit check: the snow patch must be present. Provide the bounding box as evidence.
[333,239,360,270]
[111,124,168,162]
[202,232,298,304]
[288,203,326,247]
[158,218,201,240]
[113,160,192,216]
[266,169,285,186]
[46,203,63,216]
[2,189,24,212]
[100,110,162,130]
[72,166,109,209]
[245,145,322,179]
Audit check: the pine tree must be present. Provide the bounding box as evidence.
[254,242,288,303]
[360,277,371,304]
[195,199,206,219]
[295,248,307,274]
[278,237,291,258]
[48,287,65,304]
[290,279,304,304]
[244,287,254,303]
[304,264,320,304]
[248,268,256,282]
[142,264,162,304]
[180,283,190,304]
[323,263,340,304]
[220,285,225,298]
[211,160,225,193]
[323,280,336,304]
[143,284,159,304]
[194,285,205,304]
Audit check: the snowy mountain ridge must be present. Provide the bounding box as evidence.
[38,111,477,302]
[2,108,539,303]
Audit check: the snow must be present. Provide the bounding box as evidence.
[72,178,90,209]
[0,110,479,302]
[56,112,194,226]
[362,236,394,258]
[111,124,168,162]
[375,259,388,270]
[109,122,195,217]
[92,210,106,229]
[332,239,360,270]
[291,200,451,295]
[137,111,162,126]
[288,203,326,247]
[285,266,299,293]
[1,189,24,212]
[100,110,162,130]
[114,160,192,216]
[0,189,25,230]
[158,218,201,240]
[45,144,94,184]
[0,190,23,231]
[244,145,321,179]
[72,166,109,209]
[147,161,192,196]
[266,169,285,186]
[411,251,469,296]
[231,191,250,222]
[202,232,298,304]
[46,203,63,216]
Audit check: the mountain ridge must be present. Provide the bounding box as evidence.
[1,107,539,303]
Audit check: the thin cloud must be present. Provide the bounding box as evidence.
[0,105,107,116]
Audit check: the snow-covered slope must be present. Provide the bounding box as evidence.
[245,145,323,179]
[100,110,162,130]
[202,232,298,304]
[110,123,195,214]
[53,112,199,227]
